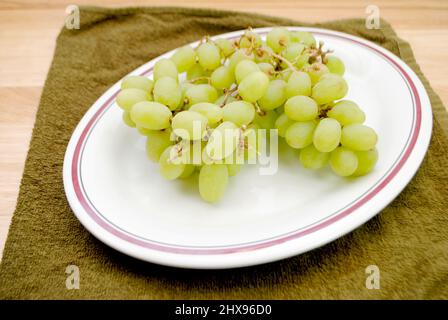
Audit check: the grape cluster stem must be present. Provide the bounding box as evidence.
[219,87,238,108]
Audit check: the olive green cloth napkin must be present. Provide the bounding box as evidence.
[1,7,447,299]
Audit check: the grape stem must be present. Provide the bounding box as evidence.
[194,35,210,49]
[318,103,333,118]
[307,41,333,64]
[188,76,211,84]
[275,68,291,77]
[254,102,266,116]
[245,32,259,55]
[258,48,297,72]
[271,52,297,71]
[168,141,186,164]
[203,126,213,141]
[219,87,238,108]
[238,132,262,157]
[237,129,246,152]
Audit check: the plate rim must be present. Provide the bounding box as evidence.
[63,26,433,269]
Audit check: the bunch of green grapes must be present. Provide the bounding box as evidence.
[115,27,378,203]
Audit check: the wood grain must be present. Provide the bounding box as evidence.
[1,0,447,259]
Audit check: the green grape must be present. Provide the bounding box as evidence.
[305,63,329,85]
[189,102,223,125]
[254,45,273,63]
[285,121,316,149]
[281,43,305,67]
[199,164,229,203]
[222,101,255,126]
[290,31,304,42]
[116,88,148,111]
[179,164,195,179]
[352,148,378,176]
[189,140,206,165]
[302,62,312,70]
[258,79,287,111]
[284,95,318,121]
[215,38,235,58]
[276,105,285,115]
[201,145,215,165]
[228,49,254,73]
[210,66,235,90]
[153,59,178,82]
[299,144,330,169]
[254,110,278,129]
[238,71,269,102]
[258,62,275,79]
[311,73,348,105]
[221,150,237,165]
[130,101,172,130]
[329,147,358,177]
[214,94,237,106]
[205,121,239,161]
[159,146,186,180]
[186,63,211,83]
[295,53,310,69]
[327,100,365,126]
[239,30,262,48]
[266,27,291,53]
[274,113,294,137]
[184,84,218,107]
[197,42,221,71]
[153,76,182,111]
[313,118,341,152]
[137,126,152,136]
[145,129,173,162]
[280,69,293,82]
[246,122,260,130]
[285,71,312,98]
[180,81,194,103]
[325,55,345,76]
[340,124,378,151]
[170,46,196,73]
[235,60,260,84]
[237,32,257,49]
[171,110,208,140]
[122,111,136,128]
[227,163,242,176]
[121,76,154,93]
[290,31,316,47]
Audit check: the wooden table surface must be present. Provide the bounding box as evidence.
[1,0,447,259]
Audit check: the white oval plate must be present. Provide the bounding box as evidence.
[63,27,432,269]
